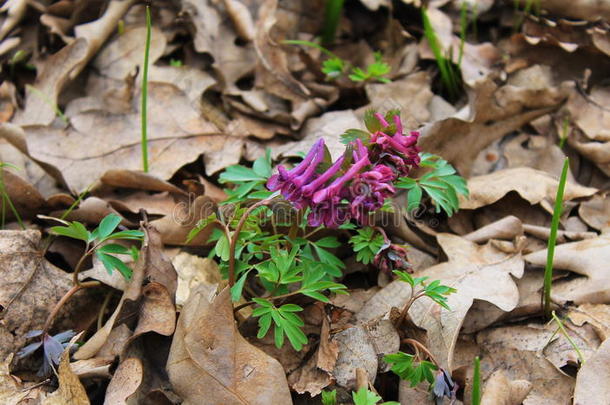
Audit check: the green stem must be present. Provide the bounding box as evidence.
[228,197,274,286]
[321,0,344,46]
[551,311,585,365]
[472,356,481,405]
[141,5,152,173]
[543,157,569,318]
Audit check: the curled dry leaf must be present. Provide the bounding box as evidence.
[183,0,257,93]
[480,369,532,405]
[525,232,610,304]
[167,286,293,405]
[358,234,523,370]
[568,304,610,341]
[459,167,597,210]
[419,79,561,176]
[172,252,221,307]
[9,81,242,192]
[14,0,137,127]
[514,0,610,21]
[75,223,176,360]
[103,358,143,405]
[362,72,433,128]
[0,230,71,359]
[0,354,45,403]
[573,338,610,405]
[578,194,610,231]
[463,215,524,243]
[332,326,378,390]
[477,324,575,404]
[0,168,47,221]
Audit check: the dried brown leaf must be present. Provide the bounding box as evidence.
[0,230,71,359]
[573,338,610,405]
[525,232,610,304]
[167,286,292,404]
[358,234,523,370]
[459,167,597,210]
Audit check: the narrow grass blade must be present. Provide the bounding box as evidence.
[543,157,569,318]
[472,356,481,405]
[458,1,468,68]
[321,0,345,46]
[0,164,25,229]
[551,311,585,365]
[141,5,152,173]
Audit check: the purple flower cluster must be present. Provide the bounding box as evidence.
[267,112,420,227]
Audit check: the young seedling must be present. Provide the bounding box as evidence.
[352,387,399,405]
[283,40,391,84]
[393,270,456,328]
[141,5,152,172]
[472,356,481,405]
[321,389,337,405]
[543,157,569,318]
[385,338,457,403]
[18,214,144,375]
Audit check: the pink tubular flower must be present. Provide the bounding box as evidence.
[349,165,395,224]
[266,110,421,228]
[267,139,325,209]
[371,113,421,176]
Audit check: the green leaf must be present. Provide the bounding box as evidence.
[97,243,129,255]
[363,109,382,133]
[252,149,273,178]
[96,252,132,279]
[105,230,144,241]
[257,313,272,338]
[50,222,90,242]
[219,165,266,184]
[321,389,337,405]
[407,185,423,212]
[352,387,382,405]
[315,236,341,248]
[231,269,251,302]
[322,57,345,79]
[97,214,122,240]
[340,128,370,145]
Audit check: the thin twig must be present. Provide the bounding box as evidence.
[43,281,100,333]
[402,338,440,367]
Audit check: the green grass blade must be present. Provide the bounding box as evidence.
[472,356,481,405]
[551,311,585,365]
[543,157,569,318]
[321,0,344,46]
[26,85,68,124]
[281,39,339,59]
[141,5,152,173]
[0,166,25,229]
[458,1,468,68]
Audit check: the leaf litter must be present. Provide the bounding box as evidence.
[0,0,609,404]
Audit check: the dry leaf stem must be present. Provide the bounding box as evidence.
[402,338,440,367]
